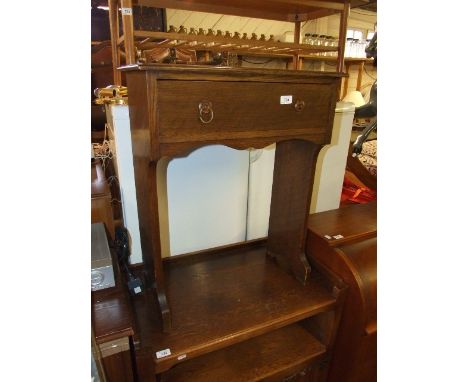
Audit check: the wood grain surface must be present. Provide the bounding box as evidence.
[160,323,326,382]
[130,243,336,374]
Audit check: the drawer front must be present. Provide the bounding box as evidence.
[157,80,336,143]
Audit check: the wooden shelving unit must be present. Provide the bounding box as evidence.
[107,0,359,84]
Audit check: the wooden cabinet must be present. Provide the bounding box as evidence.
[92,250,137,382]
[123,64,346,381]
[306,202,377,382]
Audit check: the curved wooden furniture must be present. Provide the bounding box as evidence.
[306,202,376,382]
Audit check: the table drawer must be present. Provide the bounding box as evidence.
[156,80,336,143]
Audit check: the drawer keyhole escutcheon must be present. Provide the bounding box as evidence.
[294,99,306,112]
[198,101,214,124]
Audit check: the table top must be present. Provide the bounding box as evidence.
[308,202,376,247]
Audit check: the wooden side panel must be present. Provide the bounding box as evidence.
[126,71,171,331]
[102,350,135,382]
[267,140,321,284]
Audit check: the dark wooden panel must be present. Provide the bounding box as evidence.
[160,323,326,382]
[131,244,336,374]
[93,294,134,344]
[157,81,335,144]
[102,350,135,382]
[126,71,170,330]
[337,239,377,327]
[267,140,321,284]
[121,64,344,83]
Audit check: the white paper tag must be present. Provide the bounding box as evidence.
[156,348,171,359]
[121,7,132,15]
[280,95,292,104]
[333,234,344,239]
[177,354,187,361]
[134,286,141,294]
[324,235,332,240]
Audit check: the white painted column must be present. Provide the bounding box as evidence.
[310,102,355,213]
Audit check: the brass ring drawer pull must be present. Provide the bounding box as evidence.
[199,101,214,124]
[294,99,306,112]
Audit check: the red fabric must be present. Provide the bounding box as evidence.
[341,176,377,204]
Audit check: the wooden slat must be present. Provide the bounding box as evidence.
[292,21,301,69]
[138,0,347,18]
[336,0,350,73]
[356,60,365,90]
[121,0,136,64]
[256,0,345,11]
[108,0,121,85]
[137,0,292,21]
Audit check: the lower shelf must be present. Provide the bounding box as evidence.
[131,242,336,375]
[161,323,326,382]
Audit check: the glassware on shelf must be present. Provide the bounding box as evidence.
[333,37,340,57]
[178,25,187,34]
[304,33,311,45]
[325,36,334,56]
[353,39,360,58]
[168,25,177,33]
[310,34,319,49]
[318,35,327,56]
[345,37,353,57]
